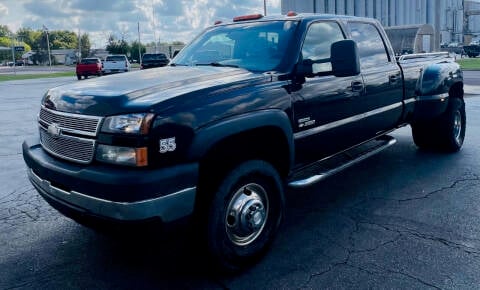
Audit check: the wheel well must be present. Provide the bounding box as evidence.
[449,82,464,100]
[197,126,291,194]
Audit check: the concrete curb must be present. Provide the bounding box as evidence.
[464,85,480,96]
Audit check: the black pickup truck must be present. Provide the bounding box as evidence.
[23,13,465,270]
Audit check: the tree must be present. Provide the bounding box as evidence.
[79,33,91,58]
[0,25,11,37]
[50,30,77,49]
[31,50,49,65]
[0,36,32,62]
[0,36,10,47]
[106,34,130,55]
[16,28,42,50]
[129,40,146,62]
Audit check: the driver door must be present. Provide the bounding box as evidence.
[293,21,365,165]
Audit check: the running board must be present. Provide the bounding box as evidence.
[288,135,396,188]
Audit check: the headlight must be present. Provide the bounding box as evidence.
[96,145,148,167]
[101,113,154,134]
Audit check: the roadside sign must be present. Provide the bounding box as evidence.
[14,46,25,52]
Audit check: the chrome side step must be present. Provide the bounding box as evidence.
[288,135,397,188]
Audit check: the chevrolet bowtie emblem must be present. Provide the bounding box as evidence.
[47,123,61,137]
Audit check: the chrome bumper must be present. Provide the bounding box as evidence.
[27,168,196,222]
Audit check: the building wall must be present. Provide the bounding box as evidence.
[282,0,479,49]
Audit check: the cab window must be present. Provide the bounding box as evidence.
[301,21,345,74]
[348,22,390,69]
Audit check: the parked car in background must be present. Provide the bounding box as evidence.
[76,58,102,80]
[141,53,169,69]
[102,54,130,74]
[448,42,462,47]
[470,39,480,46]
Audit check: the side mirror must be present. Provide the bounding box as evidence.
[296,59,314,78]
[331,40,360,77]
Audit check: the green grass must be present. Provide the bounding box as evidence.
[456,58,480,70]
[0,71,75,82]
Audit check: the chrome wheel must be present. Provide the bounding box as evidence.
[225,183,269,246]
[206,160,284,270]
[453,110,462,144]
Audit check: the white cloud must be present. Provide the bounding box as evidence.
[1,0,282,47]
[0,3,8,17]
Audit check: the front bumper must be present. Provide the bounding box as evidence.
[23,138,198,223]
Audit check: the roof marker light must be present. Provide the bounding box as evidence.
[214,20,222,25]
[287,11,298,17]
[233,14,263,22]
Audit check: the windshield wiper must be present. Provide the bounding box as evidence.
[195,62,239,68]
[170,63,188,66]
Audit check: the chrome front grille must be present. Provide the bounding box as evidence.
[38,106,103,164]
[39,127,95,164]
[39,106,102,136]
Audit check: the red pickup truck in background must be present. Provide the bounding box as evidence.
[76,58,102,80]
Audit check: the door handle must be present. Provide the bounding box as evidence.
[351,81,364,92]
[389,74,399,84]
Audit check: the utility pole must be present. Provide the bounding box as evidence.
[78,29,81,61]
[264,0,267,16]
[463,0,467,45]
[138,22,142,65]
[152,3,158,53]
[43,25,52,70]
[10,32,16,75]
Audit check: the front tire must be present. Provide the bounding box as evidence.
[206,160,284,271]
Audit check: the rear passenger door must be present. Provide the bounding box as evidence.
[347,21,403,137]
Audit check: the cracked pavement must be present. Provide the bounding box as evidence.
[1,73,480,289]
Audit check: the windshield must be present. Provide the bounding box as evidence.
[80,58,99,64]
[106,55,126,61]
[143,54,167,60]
[173,21,298,72]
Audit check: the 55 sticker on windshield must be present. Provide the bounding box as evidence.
[159,137,176,153]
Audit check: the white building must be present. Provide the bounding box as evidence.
[281,0,480,49]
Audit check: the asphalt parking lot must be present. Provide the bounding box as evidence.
[1,73,480,289]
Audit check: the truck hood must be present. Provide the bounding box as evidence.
[43,66,265,116]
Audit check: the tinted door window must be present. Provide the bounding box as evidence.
[301,21,344,74]
[349,22,389,69]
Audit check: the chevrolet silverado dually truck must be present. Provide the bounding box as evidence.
[23,13,465,270]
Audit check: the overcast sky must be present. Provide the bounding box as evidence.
[0,0,281,48]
